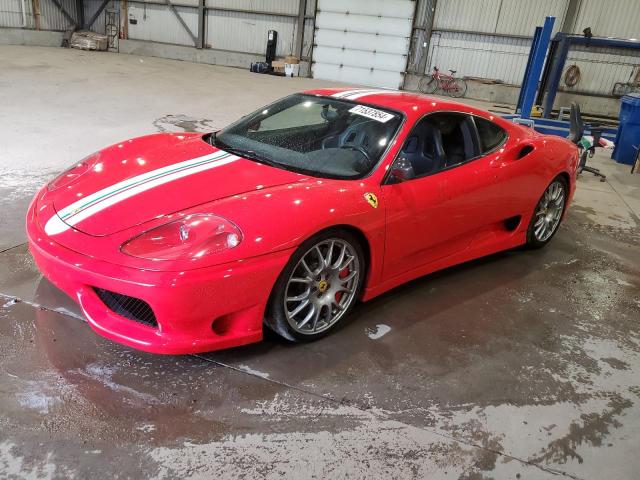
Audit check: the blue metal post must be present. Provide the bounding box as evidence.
[516,26,542,114]
[519,16,555,119]
[542,34,570,118]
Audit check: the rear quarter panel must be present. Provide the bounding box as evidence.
[488,123,578,230]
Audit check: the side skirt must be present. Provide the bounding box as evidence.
[362,231,526,302]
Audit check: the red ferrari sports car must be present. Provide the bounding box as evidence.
[27,88,579,354]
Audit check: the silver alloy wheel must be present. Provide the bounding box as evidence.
[284,238,360,335]
[533,180,565,242]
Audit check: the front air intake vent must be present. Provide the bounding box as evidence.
[93,288,157,328]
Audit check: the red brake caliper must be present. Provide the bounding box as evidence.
[335,267,350,303]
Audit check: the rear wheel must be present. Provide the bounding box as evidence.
[526,177,567,248]
[449,78,467,98]
[419,75,438,94]
[265,230,365,342]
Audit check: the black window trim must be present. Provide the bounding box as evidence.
[382,110,509,185]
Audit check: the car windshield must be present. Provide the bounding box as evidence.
[211,94,403,179]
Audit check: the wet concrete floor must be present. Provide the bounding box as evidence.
[1,46,639,479]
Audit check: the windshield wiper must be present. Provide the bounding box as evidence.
[211,132,279,167]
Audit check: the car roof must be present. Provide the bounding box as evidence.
[301,87,519,133]
[302,87,473,115]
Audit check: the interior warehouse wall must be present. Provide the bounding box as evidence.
[205,9,294,56]
[1,0,315,74]
[123,0,308,56]
[127,2,198,47]
[84,0,118,35]
[0,0,77,30]
[422,0,640,97]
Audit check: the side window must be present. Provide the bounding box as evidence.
[474,116,507,153]
[432,113,480,168]
[390,112,480,182]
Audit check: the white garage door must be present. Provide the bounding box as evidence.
[312,0,414,89]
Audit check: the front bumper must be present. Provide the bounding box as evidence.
[26,198,293,355]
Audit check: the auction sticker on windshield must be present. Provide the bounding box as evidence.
[349,105,395,123]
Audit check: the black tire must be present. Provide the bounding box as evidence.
[449,78,467,98]
[419,75,438,94]
[264,229,366,342]
[526,176,568,249]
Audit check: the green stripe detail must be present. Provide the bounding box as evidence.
[60,152,231,220]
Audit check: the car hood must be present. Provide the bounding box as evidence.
[46,133,305,236]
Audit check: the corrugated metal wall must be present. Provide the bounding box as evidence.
[39,0,77,30]
[425,0,640,96]
[0,0,76,30]
[128,2,198,46]
[3,0,638,96]
[84,0,118,35]
[2,0,309,59]
[124,0,302,53]
[406,0,436,73]
[205,9,296,55]
[428,31,531,85]
[205,0,302,56]
[0,0,30,28]
[565,45,640,95]
[572,0,639,39]
[433,0,567,36]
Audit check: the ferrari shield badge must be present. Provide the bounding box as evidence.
[364,192,378,209]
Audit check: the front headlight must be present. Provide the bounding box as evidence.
[48,154,99,191]
[121,214,242,261]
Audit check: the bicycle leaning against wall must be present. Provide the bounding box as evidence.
[419,66,468,98]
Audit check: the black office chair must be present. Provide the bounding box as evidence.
[568,102,606,182]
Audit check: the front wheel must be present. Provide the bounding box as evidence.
[448,78,467,98]
[526,177,567,248]
[265,230,365,342]
[419,75,438,94]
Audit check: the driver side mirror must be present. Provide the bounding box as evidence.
[389,157,415,183]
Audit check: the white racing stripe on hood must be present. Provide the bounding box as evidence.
[44,150,238,236]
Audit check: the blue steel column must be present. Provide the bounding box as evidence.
[516,26,542,114]
[542,34,570,118]
[519,16,555,119]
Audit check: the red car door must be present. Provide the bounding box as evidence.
[381,112,501,280]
